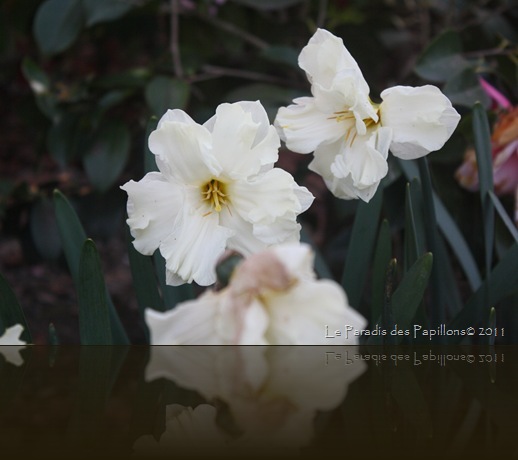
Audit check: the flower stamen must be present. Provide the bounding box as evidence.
[201,179,228,213]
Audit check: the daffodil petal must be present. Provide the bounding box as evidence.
[310,128,391,202]
[149,120,218,184]
[160,208,234,286]
[275,97,345,153]
[145,294,224,344]
[298,28,368,95]
[230,168,310,221]
[265,280,366,345]
[121,172,182,255]
[380,85,461,160]
[207,103,279,179]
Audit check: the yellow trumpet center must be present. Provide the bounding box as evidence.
[201,179,228,212]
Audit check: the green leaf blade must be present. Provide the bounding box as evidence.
[342,187,383,310]
[391,253,433,334]
[0,274,32,343]
[78,240,112,345]
[54,190,129,344]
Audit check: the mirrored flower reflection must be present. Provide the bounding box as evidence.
[145,243,367,345]
[275,28,461,202]
[132,404,229,456]
[145,346,367,453]
[122,101,314,286]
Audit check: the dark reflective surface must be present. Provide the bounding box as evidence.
[0,346,517,459]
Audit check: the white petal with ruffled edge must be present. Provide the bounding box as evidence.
[206,102,279,178]
[275,97,346,153]
[159,206,234,286]
[380,85,461,160]
[149,119,217,185]
[121,172,182,255]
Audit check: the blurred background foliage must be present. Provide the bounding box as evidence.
[0,0,517,343]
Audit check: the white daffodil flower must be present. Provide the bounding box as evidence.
[275,28,461,202]
[145,243,367,345]
[122,101,314,286]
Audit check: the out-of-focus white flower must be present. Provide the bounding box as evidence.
[122,101,313,286]
[0,324,26,366]
[132,404,229,456]
[145,243,366,345]
[145,346,366,453]
[275,28,461,202]
[0,324,26,346]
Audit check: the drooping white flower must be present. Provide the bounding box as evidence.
[145,243,367,345]
[0,324,26,366]
[122,101,314,286]
[275,28,461,202]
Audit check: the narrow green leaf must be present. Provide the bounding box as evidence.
[342,187,383,309]
[472,102,495,279]
[145,76,190,117]
[404,183,419,271]
[53,190,129,344]
[382,259,398,344]
[434,234,463,317]
[78,240,112,345]
[53,189,87,282]
[127,228,163,341]
[33,0,83,56]
[153,252,194,311]
[489,191,518,242]
[367,258,397,345]
[417,157,445,327]
[83,120,130,192]
[399,159,481,291]
[371,219,391,325]
[391,253,433,333]
[448,242,518,337]
[434,198,481,291]
[0,273,32,343]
